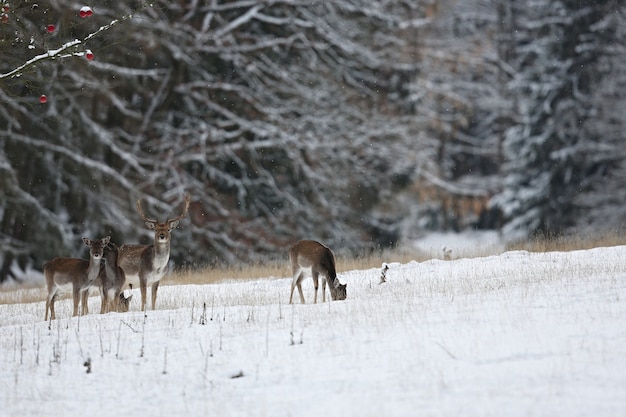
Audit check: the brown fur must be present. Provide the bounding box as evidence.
[288,240,347,304]
[99,242,132,314]
[44,236,110,320]
[118,194,190,311]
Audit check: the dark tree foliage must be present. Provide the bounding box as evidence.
[1,0,625,283]
[0,0,420,281]
[490,0,621,240]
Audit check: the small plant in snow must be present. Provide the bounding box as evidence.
[379,264,389,284]
[230,370,244,379]
[83,358,92,374]
[199,302,207,325]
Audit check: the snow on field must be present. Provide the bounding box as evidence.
[409,230,505,258]
[1,246,626,417]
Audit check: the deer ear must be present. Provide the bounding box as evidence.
[102,236,111,245]
[82,237,91,246]
[145,221,157,230]
[169,220,180,230]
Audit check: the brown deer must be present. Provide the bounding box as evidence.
[99,242,132,314]
[118,194,190,311]
[44,236,110,321]
[288,240,347,304]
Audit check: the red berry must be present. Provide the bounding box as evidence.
[47,24,55,33]
[85,50,94,61]
[79,6,93,18]
[39,95,48,104]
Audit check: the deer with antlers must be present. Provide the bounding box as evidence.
[44,236,110,321]
[118,194,190,311]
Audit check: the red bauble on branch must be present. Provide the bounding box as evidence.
[79,6,93,18]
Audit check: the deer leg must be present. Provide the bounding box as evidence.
[321,277,327,303]
[72,286,81,317]
[111,290,121,312]
[107,289,117,313]
[297,281,305,304]
[49,294,57,320]
[289,272,303,304]
[44,293,54,321]
[81,289,89,316]
[139,276,148,312]
[100,288,108,314]
[44,290,54,321]
[312,272,320,304]
[289,283,295,304]
[151,281,159,310]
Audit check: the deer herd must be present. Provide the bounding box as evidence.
[43,194,347,321]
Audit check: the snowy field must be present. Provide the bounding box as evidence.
[1,245,626,416]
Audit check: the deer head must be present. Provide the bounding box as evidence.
[82,236,111,261]
[135,194,190,244]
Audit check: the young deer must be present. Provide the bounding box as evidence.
[118,194,190,311]
[44,236,110,321]
[99,242,132,314]
[288,240,347,304]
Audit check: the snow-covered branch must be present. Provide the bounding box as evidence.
[0,3,153,80]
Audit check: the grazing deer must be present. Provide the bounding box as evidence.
[118,194,190,311]
[288,240,347,304]
[99,242,132,314]
[44,236,110,321]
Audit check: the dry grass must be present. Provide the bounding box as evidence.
[3,232,626,304]
[168,232,626,286]
[165,246,452,287]
[506,231,626,253]
[164,259,289,286]
[0,286,47,305]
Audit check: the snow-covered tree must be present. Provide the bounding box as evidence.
[571,3,626,233]
[2,0,624,283]
[0,0,422,281]
[384,0,507,237]
[491,0,620,240]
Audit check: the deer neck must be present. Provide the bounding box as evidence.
[86,255,101,283]
[104,253,117,279]
[152,240,171,270]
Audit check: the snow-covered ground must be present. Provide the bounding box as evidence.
[1,245,625,416]
[409,230,505,259]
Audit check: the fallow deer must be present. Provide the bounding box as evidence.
[99,242,132,314]
[44,236,110,321]
[288,240,347,304]
[118,194,190,311]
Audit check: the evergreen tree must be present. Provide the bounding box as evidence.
[491,0,618,240]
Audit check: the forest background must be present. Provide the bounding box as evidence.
[1,0,625,283]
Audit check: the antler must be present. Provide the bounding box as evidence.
[167,193,191,224]
[136,198,157,224]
